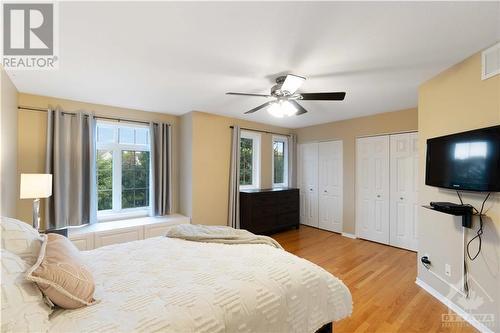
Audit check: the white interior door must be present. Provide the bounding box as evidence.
[356,136,390,244]
[389,133,418,251]
[318,141,343,232]
[298,143,318,227]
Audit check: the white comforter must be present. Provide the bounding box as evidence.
[49,237,352,333]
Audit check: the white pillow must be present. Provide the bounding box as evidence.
[1,217,43,265]
[1,249,51,333]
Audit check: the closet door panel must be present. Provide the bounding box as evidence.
[356,136,390,244]
[318,141,343,232]
[298,145,307,224]
[371,135,390,244]
[356,138,373,239]
[389,133,418,251]
[298,143,318,227]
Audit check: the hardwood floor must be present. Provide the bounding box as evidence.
[272,226,477,333]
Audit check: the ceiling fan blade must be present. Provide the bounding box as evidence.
[244,101,274,114]
[300,92,346,101]
[226,92,271,98]
[281,74,306,95]
[290,100,308,115]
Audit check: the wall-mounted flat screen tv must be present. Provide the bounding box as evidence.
[425,125,500,192]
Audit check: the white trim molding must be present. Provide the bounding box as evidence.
[415,278,494,333]
[341,232,357,239]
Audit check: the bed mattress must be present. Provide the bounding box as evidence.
[49,236,352,333]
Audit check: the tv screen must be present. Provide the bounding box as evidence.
[425,125,500,192]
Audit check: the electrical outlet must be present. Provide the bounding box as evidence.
[445,264,451,277]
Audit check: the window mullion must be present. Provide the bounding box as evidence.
[117,149,122,211]
[112,148,121,212]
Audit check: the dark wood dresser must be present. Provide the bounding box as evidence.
[239,188,299,235]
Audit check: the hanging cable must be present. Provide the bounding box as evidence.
[466,192,491,261]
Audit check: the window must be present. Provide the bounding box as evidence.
[272,136,288,187]
[96,122,151,220]
[96,150,113,210]
[240,131,260,189]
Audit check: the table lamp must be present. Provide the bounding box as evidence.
[20,173,52,230]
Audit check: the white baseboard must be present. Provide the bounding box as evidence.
[415,278,494,333]
[341,232,356,239]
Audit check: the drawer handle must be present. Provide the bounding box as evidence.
[376,195,381,198]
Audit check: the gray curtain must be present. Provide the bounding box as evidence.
[45,107,96,229]
[288,134,297,187]
[228,126,241,228]
[150,122,171,216]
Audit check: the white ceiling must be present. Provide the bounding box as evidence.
[8,2,500,128]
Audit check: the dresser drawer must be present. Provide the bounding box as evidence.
[277,211,299,227]
[251,204,277,218]
[240,188,299,235]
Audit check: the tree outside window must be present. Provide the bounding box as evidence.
[239,131,260,189]
[273,136,288,186]
[240,138,253,185]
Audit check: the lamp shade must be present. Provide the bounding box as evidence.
[20,174,52,199]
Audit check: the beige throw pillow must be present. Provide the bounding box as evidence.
[25,233,96,309]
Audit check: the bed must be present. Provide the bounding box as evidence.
[47,236,352,333]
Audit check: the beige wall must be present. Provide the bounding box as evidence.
[294,108,418,234]
[17,93,180,227]
[180,111,292,226]
[0,69,19,217]
[179,112,193,217]
[418,52,500,328]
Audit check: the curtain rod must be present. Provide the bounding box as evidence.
[229,126,292,137]
[17,106,171,127]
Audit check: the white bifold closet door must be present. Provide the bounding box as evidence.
[389,133,418,251]
[356,132,418,251]
[298,141,343,232]
[318,141,343,232]
[298,143,319,227]
[356,136,390,244]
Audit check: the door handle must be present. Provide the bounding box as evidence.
[324,190,328,193]
[400,197,404,200]
[376,194,381,198]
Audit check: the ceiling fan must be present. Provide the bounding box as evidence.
[226,74,346,117]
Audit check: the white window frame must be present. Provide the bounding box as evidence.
[96,121,152,222]
[272,135,289,187]
[240,131,261,190]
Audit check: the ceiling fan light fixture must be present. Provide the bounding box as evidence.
[267,100,297,118]
[228,73,345,116]
[267,102,284,118]
[282,100,298,116]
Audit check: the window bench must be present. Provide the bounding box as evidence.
[68,214,190,250]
